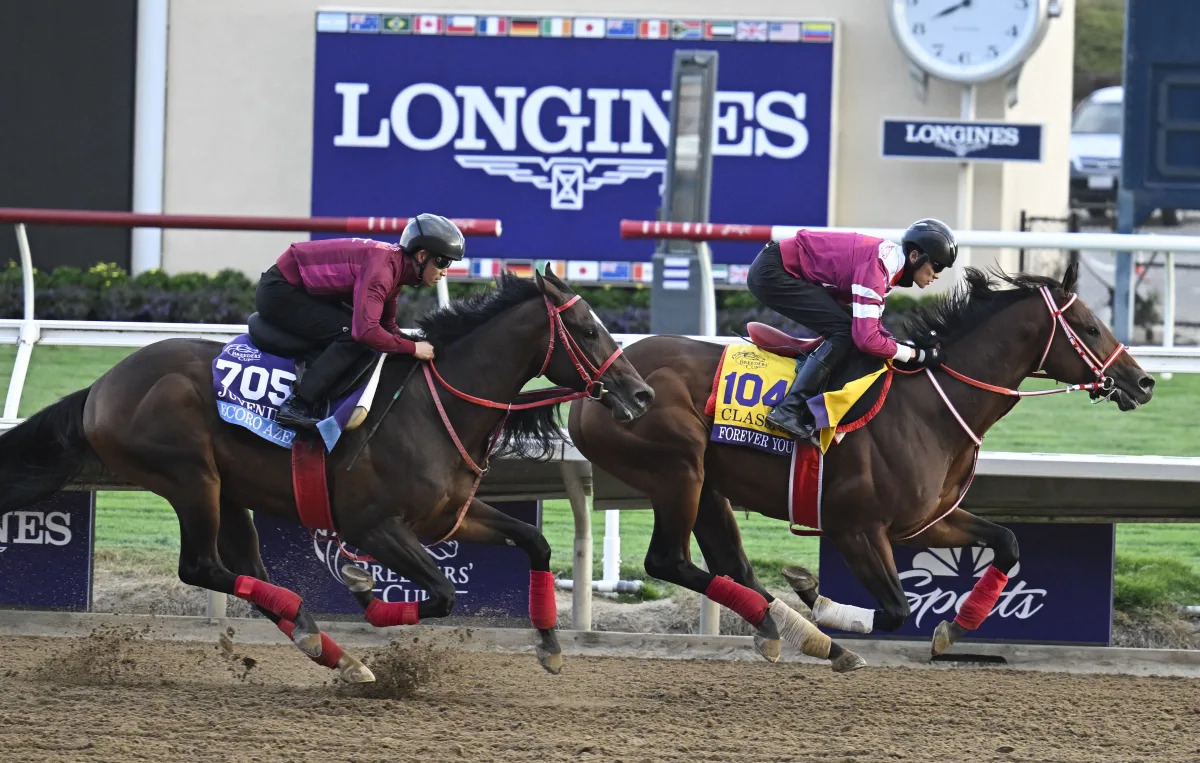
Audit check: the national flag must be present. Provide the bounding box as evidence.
[470,258,502,279]
[415,14,443,35]
[573,18,606,37]
[567,261,599,281]
[541,17,571,37]
[727,265,750,286]
[446,259,470,277]
[801,22,834,42]
[504,260,534,278]
[446,15,477,35]
[639,19,669,39]
[736,21,768,41]
[478,16,507,36]
[535,260,566,278]
[768,21,801,42]
[606,19,637,39]
[705,20,735,40]
[672,20,702,40]
[632,262,653,283]
[348,14,380,33]
[510,17,540,36]
[315,11,348,33]
[381,14,411,33]
[599,261,631,282]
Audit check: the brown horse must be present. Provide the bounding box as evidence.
[0,270,653,681]
[568,262,1154,670]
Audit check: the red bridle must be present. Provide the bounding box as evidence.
[898,284,1129,445]
[421,292,624,542]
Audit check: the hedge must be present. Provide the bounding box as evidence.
[0,262,934,335]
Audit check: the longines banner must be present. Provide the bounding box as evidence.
[311,10,837,265]
[0,492,94,610]
[819,522,1115,645]
[882,118,1044,163]
[254,501,541,619]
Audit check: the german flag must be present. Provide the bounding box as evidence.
[510,17,540,36]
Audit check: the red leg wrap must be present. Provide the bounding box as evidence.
[529,571,557,630]
[314,633,344,669]
[365,598,420,627]
[954,566,1009,630]
[277,620,342,669]
[705,575,769,627]
[234,576,301,621]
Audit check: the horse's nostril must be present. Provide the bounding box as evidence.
[634,388,655,407]
[1139,375,1155,392]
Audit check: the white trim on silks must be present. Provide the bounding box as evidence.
[816,451,825,528]
[851,284,882,302]
[851,303,882,319]
[788,445,797,524]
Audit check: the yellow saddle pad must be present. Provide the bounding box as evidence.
[705,344,890,454]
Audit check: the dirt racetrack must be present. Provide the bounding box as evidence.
[1,627,1198,763]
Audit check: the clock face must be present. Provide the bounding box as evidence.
[890,0,1046,83]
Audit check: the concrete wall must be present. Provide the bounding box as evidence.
[161,1,1075,280]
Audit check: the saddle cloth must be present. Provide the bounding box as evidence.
[703,343,892,455]
[212,335,375,453]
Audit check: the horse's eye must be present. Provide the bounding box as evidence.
[1087,325,1101,337]
[583,327,597,339]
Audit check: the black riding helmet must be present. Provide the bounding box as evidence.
[400,213,466,269]
[902,218,958,274]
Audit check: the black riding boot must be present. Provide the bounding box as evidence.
[276,339,371,430]
[765,341,850,441]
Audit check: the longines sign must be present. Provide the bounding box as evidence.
[882,118,1043,163]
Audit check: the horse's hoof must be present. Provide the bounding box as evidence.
[831,650,867,673]
[341,564,374,593]
[753,634,782,663]
[536,646,563,675]
[782,566,818,595]
[337,655,376,684]
[294,631,323,659]
[931,620,954,657]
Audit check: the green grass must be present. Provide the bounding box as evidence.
[7,345,1200,608]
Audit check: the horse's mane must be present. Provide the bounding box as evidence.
[416,271,563,461]
[897,266,1067,345]
[416,271,543,348]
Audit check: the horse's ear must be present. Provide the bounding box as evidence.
[536,267,567,301]
[1061,260,1079,294]
[542,267,573,293]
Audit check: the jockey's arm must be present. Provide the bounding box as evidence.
[351,259,417,354]
[850,261,915,363]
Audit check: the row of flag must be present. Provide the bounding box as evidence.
[443,259,752,286]
[317,12,834,43]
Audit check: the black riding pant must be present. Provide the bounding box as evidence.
[254,266,373,403]
[745,242,852,348]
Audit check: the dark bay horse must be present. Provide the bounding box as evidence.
[569,263,1154,671]
[0,270,652,681]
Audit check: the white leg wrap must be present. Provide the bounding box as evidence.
[768,599,831,659]
[810,595,875,634]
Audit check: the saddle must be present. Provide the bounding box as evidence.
[247,312,376,402]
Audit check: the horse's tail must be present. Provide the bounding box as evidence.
[0,387,94,514]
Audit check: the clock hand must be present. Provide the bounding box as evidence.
[933,0,972,18]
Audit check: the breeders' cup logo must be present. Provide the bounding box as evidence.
[225,343,262,362]
[904,122,1021,158]
[900,547,1044,628]
[311,530,473,602]
[731,348,769,370]
[0,510,73,554]
[333,83,811,210]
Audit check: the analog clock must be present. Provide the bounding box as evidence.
[889,0,1055,84]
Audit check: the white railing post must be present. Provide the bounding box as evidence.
[1162,251,1176,380]
[560,460,593,631]
[4,224,40,419]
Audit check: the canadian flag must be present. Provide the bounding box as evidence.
[573,17,605,38]
[415,14,442,34]
[639,19,669,39]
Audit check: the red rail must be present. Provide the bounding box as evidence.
[0,208,502,237]
[619,218,773,242]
